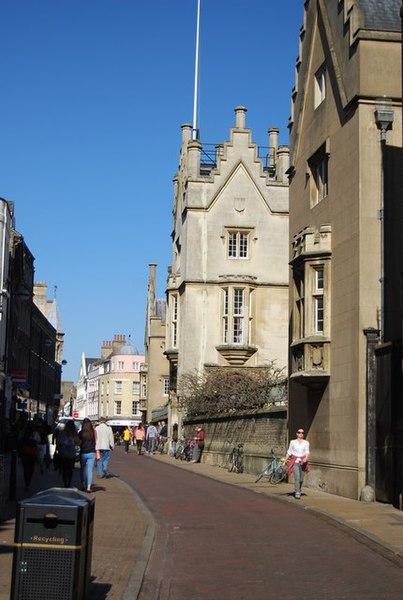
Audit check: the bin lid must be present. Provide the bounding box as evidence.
[35,487,92,500]
[20,492,88,509]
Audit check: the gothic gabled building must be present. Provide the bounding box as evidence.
[165,107,289,424]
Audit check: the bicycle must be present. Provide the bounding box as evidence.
[255,449,287,484]
[227,443,244,473]
[175,439,195,461]
[157,436,167,454]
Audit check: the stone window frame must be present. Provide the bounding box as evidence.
[226,228,251,260]
[171,294,179,348]
[308,143,329,207]
[314,63,326,108]
[292,259,330,341]
[221,286,253,346]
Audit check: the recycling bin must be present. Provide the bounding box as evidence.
[34,487,95,598]
[10,488,95,600]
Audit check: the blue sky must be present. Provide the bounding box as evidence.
[0,0,303,381]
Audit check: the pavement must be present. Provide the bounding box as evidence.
[1,447,403,599]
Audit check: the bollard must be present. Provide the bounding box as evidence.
[8,449,17,501]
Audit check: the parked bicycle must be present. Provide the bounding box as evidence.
[228,443,244,473]
[157,436,167,454]
[175,439,195,461]
[255,448,287,484]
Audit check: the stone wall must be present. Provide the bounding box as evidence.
[183,406,287,475]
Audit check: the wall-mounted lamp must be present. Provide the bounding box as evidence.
[375,98,394,141]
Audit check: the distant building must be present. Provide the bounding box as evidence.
[60,381,76,417]
[98,335,144,423]
[75,353,98,419]
[32,282,65,422]
[141,263,170,424]
[33,282,64,365]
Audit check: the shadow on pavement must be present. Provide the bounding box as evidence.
[88,579,112,599]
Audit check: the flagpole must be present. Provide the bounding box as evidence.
[192,0,201,140]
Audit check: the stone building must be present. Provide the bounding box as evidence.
[287,0,402,502]
[75,353,98,419]
[98,335,144,423]
[165,107,289,426]
[140,263,170,424]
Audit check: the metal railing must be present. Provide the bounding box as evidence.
[199,144,273,174]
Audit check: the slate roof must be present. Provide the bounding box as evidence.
[358,0,402,31]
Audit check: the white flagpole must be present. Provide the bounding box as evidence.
[192,0,201,140]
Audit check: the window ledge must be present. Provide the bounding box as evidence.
[290,371,330,389]
[216,344,257,366]
[164,348,179,365]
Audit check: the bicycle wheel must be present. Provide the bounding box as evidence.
[269,467,286,485]
[255,466,269,483]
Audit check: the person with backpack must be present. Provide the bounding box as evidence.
[56,419,80,487]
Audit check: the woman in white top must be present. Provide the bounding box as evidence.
[285,428,310,499]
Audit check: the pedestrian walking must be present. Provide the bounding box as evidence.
[191,426,205,463]
[284,427,310,499]
[79,418,96,493]
[134,423,146,455]
[158,421,168,453]
[56,419,80,487]
[95,416,114,478]
[146,423,158,454]
[123,426,131,453]
[18,421,40,489]
[33,417,50,473]
[170,423,178,456]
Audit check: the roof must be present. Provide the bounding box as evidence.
[358,0,402,31]
[46,299,63,333]
[112,343,141,356]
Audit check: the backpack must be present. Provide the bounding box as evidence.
[58,431,77,459]
[123,429,131,441]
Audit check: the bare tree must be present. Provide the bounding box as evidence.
[178,363,287,416]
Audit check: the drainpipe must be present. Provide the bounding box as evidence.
[374,98,394,342]
[361,327,379,502]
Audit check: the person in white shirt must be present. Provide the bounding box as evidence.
[95,417,114,478]
[284,428,310,499]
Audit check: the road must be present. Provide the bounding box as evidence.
[114,449,403,600]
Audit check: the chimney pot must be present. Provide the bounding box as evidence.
[235,106,247,129]
[181,124,193,144]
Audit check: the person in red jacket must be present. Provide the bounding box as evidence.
[190,427,205,463]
